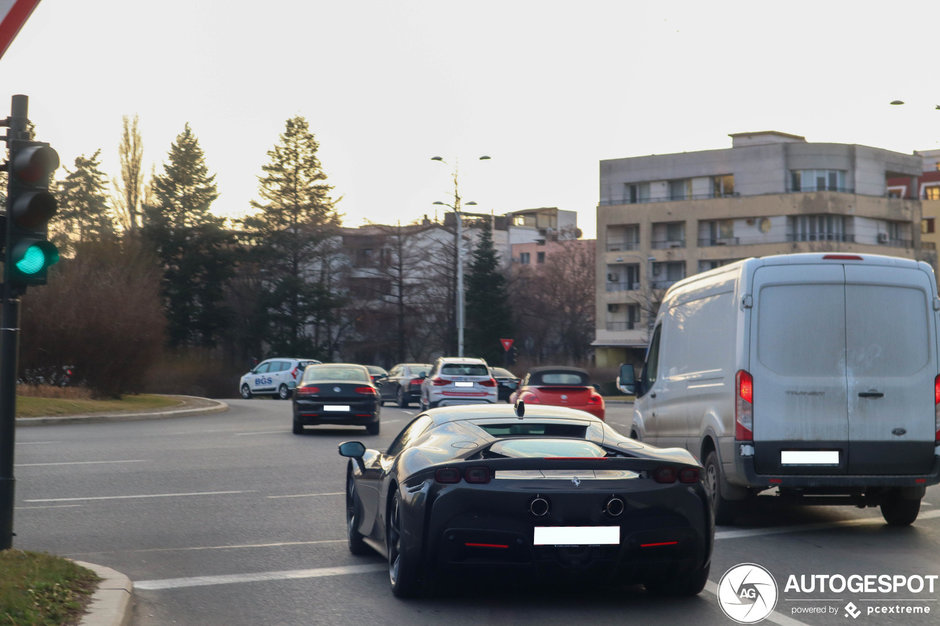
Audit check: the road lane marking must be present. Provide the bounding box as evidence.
[24,490,252,503]
[16,459,148,468]
[15,440,59,445]
[267,492,343,499]
[715,508,940,540]
[67,539,346,557]
[135,563,386,591]
[234,430,286,436]
[18,504,83,510]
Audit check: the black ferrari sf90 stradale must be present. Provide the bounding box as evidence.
[338,402,713,598]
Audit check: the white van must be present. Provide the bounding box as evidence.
[618,253,940,525]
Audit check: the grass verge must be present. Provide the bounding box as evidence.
[0,550,100,625]
[16,389,182,418]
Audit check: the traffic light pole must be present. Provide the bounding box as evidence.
[0,94,28,550]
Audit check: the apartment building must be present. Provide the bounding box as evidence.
[594,131,923,367]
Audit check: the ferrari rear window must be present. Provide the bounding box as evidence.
[478,423,587,438]
[488,438,606,458]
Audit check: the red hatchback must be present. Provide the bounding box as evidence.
[509,366,605,420]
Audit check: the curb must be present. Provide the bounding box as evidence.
[15,395,229,426]
[73,561,133,626]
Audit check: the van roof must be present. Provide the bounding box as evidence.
[663,253,934,302]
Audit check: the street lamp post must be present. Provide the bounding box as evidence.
[432,155,490,357]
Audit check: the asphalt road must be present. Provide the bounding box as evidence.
[11,400,940,625]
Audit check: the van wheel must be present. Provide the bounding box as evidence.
[704,451,738,525]
[880,491,921,526]
[240,384,252,400]
[278,384,291,400]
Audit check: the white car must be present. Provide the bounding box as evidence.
[419,356,497,410]
[239,358,321,400]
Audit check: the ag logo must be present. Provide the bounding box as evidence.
[717,563,778,624]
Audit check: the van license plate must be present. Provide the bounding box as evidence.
[781,450,839,465]
[533,526,619,546]
[324,405,350,412]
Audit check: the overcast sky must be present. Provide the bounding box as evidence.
[1,0,939,239]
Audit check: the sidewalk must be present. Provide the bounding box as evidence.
[15,395,229,625]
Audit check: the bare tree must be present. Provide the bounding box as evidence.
[114,114,145,232]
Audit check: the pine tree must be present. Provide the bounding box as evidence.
[55,150,115,254]
[464,219,513,364]
[241,116,341,356]
[142,123,234,348]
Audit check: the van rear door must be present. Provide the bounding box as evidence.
[844,264,936,474]
[749,263,850,474]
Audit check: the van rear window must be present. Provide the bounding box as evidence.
[758,284,844,376]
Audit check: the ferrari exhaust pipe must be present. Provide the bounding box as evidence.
[529,496,550,517]
[605,496,625,517]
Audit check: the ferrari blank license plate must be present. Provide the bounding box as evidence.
[324,405,350,412]
[534,526,619,546]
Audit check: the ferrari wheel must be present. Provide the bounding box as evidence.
[387,489,421,598]
[346,473,371,555]
[645,562,710,596]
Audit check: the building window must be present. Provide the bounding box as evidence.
[713,174,735,197]
[624,183,650,204]
[669,179,691,201]
[789,215,847,242]
[536,251,545,264]
[519,252,530,264]
[925,185,940,200]
[923,218,936,234]
[791,169,846,192]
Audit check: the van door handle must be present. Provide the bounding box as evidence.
[858,392,884,398]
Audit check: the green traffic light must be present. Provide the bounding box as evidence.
[14,242,59,275]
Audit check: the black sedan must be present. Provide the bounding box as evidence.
[375,362,430,408]
[339,402,712,598]
[490,366,520,402]
[293,363,381,435]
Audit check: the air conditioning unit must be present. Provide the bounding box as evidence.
[878,232,889,243]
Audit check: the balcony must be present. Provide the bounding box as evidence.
[606,240,641,252]
[698,237,740,247]
[651,239,686,249]
[606,282,640,292]
[606,321,637,331]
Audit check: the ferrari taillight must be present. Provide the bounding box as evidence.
[678,468,700,483]
[434,466,491,484]
[463,467,491,484]
[653,467,677,484]
[435,468,461,483]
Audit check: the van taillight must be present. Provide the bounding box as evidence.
[935,375,940,443]
[735,370,753,441]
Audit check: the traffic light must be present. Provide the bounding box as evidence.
[5,139,59,292]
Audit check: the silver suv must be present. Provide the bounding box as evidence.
[239,358,321,400]
[419,357,497,410]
